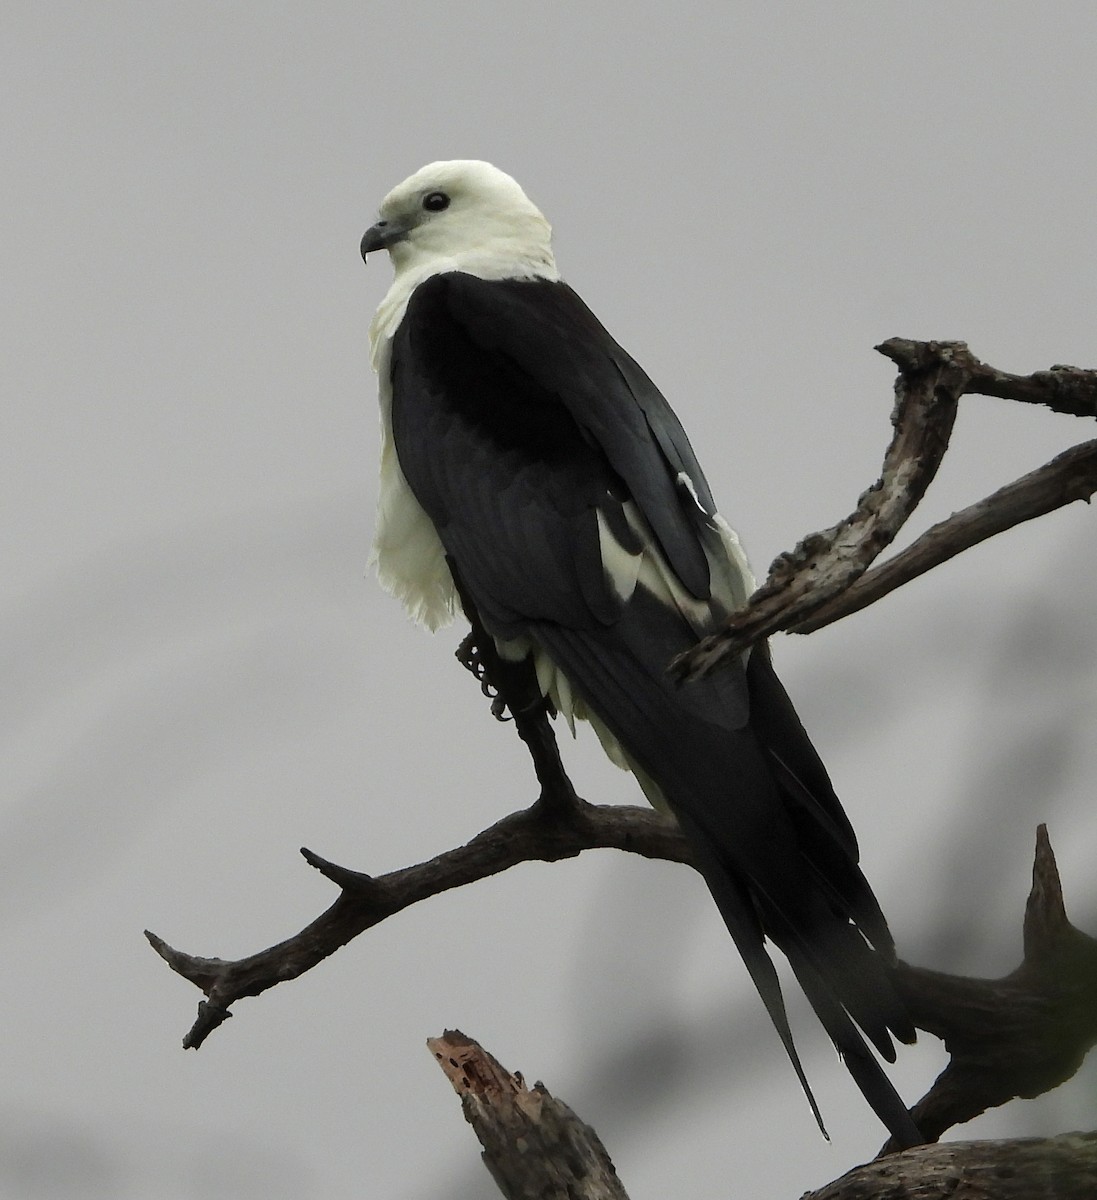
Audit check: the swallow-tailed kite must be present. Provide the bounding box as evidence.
[360,160,919,1146]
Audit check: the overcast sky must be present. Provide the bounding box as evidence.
[3,4,1097,1198]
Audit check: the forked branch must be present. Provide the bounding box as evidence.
[145,789,690,1050]
[673,340,1097,680]
[147,811,1097,1145]
[887,825,1097,1150]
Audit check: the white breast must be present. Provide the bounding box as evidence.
[369,333,458,632]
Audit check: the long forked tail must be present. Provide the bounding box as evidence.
[677,809,923,1149]
[524,615,921,1144]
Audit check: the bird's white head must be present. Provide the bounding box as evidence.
[360,160,557,282]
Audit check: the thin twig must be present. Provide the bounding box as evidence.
[145,797,690,1050]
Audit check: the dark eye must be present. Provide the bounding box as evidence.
[422,191,450,212]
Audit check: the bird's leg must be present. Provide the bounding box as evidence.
[447,558,578,814]
[449,563,554,725]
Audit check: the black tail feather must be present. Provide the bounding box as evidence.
[677,810,830,1141]
[783,940,924,1149]
[527,617,920,1144]
[678,808,922,1149]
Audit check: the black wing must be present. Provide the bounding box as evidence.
[390,272,718,606]
[387,270,919,1146]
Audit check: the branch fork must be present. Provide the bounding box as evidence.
[673,339,1097,680]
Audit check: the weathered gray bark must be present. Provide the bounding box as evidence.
[427,1032,1097,1200]
[803,1132,1097,1200]
[428,1031,630,1200]
[882,826,1097,1151]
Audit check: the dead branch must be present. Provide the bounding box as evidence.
[428,1030,629,1200]
[795,438,1097,634]
[803,1131,1097,1200]
[148,715,1097,1150]
[673,341,1097,681]
[145,784,690,1050]
[885,826,1097,1151]
[428,1030,1097,1200]
[879,339,1097,419]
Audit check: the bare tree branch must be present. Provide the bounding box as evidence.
[795,438,1097,633]
[148,583,692,1052]
[148,733,1097,1153]
[878,338,1097,419]
[428,1030,630,1200]
[428,1027,1097,1200]
[673,341,1097,681]
[145,783,690,1050]
[804,1131,1097,1200]
[885,826,1097,1150]
[672,339,965,680]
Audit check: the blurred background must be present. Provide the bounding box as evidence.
[3,3,1096,1196]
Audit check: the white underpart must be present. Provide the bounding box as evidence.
[370,331,458,631]
[365,160,755,796]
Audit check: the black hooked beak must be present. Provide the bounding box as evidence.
[360,218,410,262]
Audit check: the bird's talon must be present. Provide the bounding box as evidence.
[455,633,481,676]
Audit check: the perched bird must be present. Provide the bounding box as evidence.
[361,160,920,1146]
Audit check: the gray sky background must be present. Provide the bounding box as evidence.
[3,4,1096,1197]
